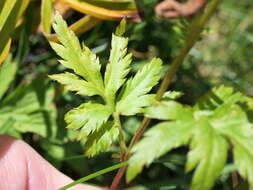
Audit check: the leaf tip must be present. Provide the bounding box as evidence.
[115,18,126,36]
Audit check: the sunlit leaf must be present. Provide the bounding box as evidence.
[0,0,17,30]
[116,58,162,115]
[85,122,119,157]
[65,102,112,138]
[50,12,104,97]
[186,118,228,190]
[50,72,101,96]
[144,100,192,120]
[0,0,29,58]
[215,105,253,187]
[104,20,131,103]
[127,120,194,182]
[128,86,253,190]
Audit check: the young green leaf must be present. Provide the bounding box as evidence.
[128,86,253,190]
[50,72,101,96]
[116,58,162,115]
[127,120,194,182]
[49,13,164,158]
[65,102,112,138]
[144,100,192,121]
[233,139,253,188]
[115,18,126,36]
[214,105,253,187]
[50,12,104,97]
[186,118,228,190]
[84,122,119,157]
[104,31,132,103]
[195,85,242,111]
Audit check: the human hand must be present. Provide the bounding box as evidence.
[0,135,103,190]
[155,0,207,19]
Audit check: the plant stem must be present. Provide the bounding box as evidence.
[114,113,127,158]
[110,0,223,189]
[59,162,128,190]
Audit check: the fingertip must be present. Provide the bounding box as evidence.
[0,135,104,190]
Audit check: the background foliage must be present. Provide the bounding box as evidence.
[0,0,252,189]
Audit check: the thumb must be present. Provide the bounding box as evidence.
[0,135,103,190]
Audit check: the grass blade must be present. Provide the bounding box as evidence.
[0,0,17,30]
[59,162,128,190]
[0,39,11,65]
[41,0,53,34]
[0,0,29,62]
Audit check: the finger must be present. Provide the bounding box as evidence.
[155,0,173,17]
[155,0,181,17]
[162,11,181,19]
[0,135,103,190]
[182,0,207,16]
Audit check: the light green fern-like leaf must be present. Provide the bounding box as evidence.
[214,105,253,187]
[195,85,242,111]
[186,118,228,190]
[49,13,165,157]
[128,86,253,190]
[65,102,112,138]
[233,140,253,188]
[127,120,194,182]
[144,100,192,121]
[104,33,132,103]
[116,58,162,115]
[84,122,119,157]
[50,12,104,97]
[115,18,126,36]
[50,72,100,96]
